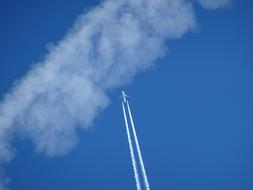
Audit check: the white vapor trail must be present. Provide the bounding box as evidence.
[127,100,150,190]
[122,102,142,190]
[0,0,233,189]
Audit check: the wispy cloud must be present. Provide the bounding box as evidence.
[0,169,9,190]
[0,0,233,188]
[195,0,233,9]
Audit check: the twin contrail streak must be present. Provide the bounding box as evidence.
[126,101,151,190]
[121,90,151,190]
[122,102,142,190]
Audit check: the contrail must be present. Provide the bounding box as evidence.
[122,102,142,190]
[127,100,150,190]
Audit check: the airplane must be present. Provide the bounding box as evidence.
[119,90,130,103]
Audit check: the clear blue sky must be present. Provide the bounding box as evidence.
[0,0,253,190]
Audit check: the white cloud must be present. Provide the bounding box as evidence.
[195,0,233,9]
[0,169,9,190]
[0,0,196,160]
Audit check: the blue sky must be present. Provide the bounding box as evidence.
[0,0,253,190]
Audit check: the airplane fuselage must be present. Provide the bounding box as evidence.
[121,91,128,103]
